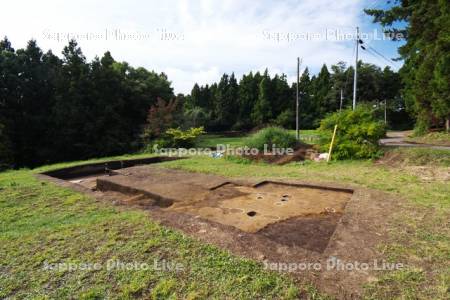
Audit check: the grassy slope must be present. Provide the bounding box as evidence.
[1,146,449,299]
[406,132,450,146]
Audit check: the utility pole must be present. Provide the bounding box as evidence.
[353,27,359,110]
[340,89,343,112]
[296,57,302,140]
[384,99,387,125]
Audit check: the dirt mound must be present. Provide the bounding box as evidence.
[376,150,404,167]
[376,151,450,181]
[243,144,318,165]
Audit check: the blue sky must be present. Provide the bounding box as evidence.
[1,0,404,94]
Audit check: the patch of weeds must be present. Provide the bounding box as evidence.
[224,155,253,164]
[364,268,425,299]
[150,279,177,300]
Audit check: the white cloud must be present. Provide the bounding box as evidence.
[0,0,396,94]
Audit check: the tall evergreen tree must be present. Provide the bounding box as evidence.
[252,71,273,125]
[296,68,316,129]
[366,0,450,131]
[312,64,333,120]
[237,72,258,129]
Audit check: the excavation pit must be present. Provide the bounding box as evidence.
[38,158,403,297]
[167,182,351,239]
[41,162,353,253]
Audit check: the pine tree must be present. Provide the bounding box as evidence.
[366,0,450,131]
[252,74,272,125]
[237,72,258,129]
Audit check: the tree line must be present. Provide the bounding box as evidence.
[0,37,409,169]
[0,38,173,168]
[182,62,408,131]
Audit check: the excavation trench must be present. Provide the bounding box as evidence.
[39,157,403,298]
[41,158,353,253]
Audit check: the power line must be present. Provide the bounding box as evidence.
[367,44,400,67]
[361,45,385,64]
[360,41,400,69]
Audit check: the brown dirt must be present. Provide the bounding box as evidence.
[37,161,406,299]
[243,144,318,165]
[169,182,350,233]
[258,214,342,253]
[377,151,450,182]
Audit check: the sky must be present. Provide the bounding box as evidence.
[0,0,404,94]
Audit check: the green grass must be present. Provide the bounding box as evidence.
[385,147,450,167]
[161,154,449,209]
[159,149,450,299]
[195,129,323,149]
[1,146,449,299]
[195,134,248,148]
[0,168,322,299]
[406,131,450,146]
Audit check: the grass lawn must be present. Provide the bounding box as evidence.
[195,134,248,148]
[1,147,449,299]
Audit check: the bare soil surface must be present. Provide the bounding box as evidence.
[377,150,450,182]
[258,214,342,253]
[169,182,350,233]
[38,163,405,299]
[243,144,318,165]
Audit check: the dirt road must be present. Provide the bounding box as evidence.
[380,131,450,150]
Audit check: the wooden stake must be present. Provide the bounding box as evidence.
[327,125,338,162]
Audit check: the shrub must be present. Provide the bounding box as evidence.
[274,110,295,129]
[246,126,297,151]
[143,127,205,152]
[165,127,206,148]
[319,106,386,160]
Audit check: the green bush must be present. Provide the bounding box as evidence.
[274,110,295,129]
[246,126,297,151]
[319,106,386,160]
[143,127,205,152]
[165,127,206,148]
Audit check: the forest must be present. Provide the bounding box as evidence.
[0,39,173,168]
[182,62,408,131]
[0,38,410,168]
[1,1,449,169]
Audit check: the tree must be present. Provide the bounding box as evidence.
[312,64,333,122]
[252,73,272,125]
[0,38,175,167]
[184,106,210,127]
[271,73,293,117]
[237,72,258,129]
[366,0,450,132]
[213,73,238,129]
[0,121,13,169]
[187,83,201,109]
[296,68,316,129]
[143,97,179,140]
